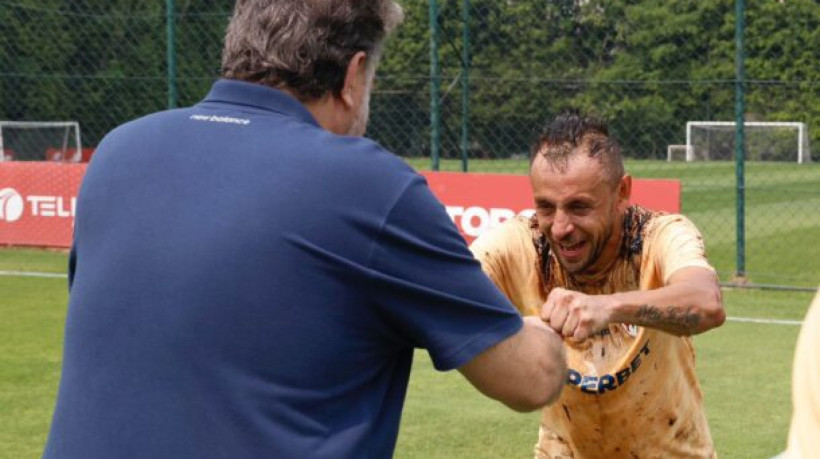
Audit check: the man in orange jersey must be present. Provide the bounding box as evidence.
[470,110,726,458]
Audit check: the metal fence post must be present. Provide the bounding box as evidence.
[429,0,441,171]
[734,0,746,280]
[166,0,178,109]
[460,0,470,172]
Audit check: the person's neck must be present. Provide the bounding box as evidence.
[280,88,351,135]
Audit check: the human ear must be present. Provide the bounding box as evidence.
[341,51,368,109]
[618,174,632,208]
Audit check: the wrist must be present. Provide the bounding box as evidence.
[605,293,627,324]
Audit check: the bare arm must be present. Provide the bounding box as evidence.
[542,266,725,340]
[458,316,567,412]
[609,266,725,335]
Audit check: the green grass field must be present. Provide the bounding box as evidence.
[0,248,814,458]
[406,158,820,288]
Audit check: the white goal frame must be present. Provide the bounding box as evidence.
[0,120,83,162]
[667,144,693,162]
[686,121,810,164]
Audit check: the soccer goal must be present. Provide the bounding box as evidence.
[0,121,83,162]
[667,144,693,162]
[685,121,811,164]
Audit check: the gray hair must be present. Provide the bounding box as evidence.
[221,0,404,101]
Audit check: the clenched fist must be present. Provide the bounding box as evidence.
[540,287,613,341]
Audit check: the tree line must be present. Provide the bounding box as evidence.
[1,0,817,159]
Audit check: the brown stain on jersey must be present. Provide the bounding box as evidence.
[675,420,695,441]
[517,211,716,458]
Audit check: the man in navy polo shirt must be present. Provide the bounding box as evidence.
[43,1,566,458]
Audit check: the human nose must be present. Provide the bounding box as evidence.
[551,209,574,241]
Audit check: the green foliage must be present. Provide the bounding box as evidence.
[0,0,232,144]
[1,0,817,154]
[744,0,820,138]
[378,0,818,160]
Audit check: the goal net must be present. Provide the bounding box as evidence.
[685,121,811,163]
[0,121,82,162]
[667,144,693,161]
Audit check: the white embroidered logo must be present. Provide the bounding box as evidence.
[189,114,251,126]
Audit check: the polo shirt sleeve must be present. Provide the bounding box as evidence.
[368,176,523,371]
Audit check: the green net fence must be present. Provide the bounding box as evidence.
[2,0,819,288]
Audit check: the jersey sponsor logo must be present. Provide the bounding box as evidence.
[0,188,76,223]
[0,188,24,222]
[566,341,651,394]
[445,206,535,238]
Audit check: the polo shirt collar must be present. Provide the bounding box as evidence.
[200,79,320,127]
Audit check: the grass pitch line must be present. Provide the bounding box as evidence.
[726,316,803,326]
[0,270,67,279]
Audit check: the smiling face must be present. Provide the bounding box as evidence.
[530,151,631,275]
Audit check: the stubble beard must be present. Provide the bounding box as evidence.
[556,217,615,275]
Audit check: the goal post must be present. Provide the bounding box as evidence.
[0,121,83,162]
[685,121,811,164]
[667,144,693,162]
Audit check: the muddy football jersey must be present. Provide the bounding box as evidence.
[471,206,717,458]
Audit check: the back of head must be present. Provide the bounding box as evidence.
[221,0,404,102]
[531,109,625,186]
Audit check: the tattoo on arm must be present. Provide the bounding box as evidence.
[635,304,700,333]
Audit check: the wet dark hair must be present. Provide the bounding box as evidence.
[530,109,625,185]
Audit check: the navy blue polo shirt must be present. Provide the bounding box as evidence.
[44,79,522,458]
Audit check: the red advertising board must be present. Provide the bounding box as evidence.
[0,164,680,248]
[45,148,96,163]
[0,162,86,248]
[421,171,680,243]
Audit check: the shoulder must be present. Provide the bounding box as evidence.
[88,109,188,165]
[640,211,714,280]
[334,135,416,174]
[111,107,191,135]
[644,213,705,248]
[470,216,535,263]
[297,128,420,188]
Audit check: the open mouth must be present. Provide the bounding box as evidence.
[557,240,586,259]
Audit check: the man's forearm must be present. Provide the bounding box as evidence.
[459,317,567,412]
[608,277,724,335]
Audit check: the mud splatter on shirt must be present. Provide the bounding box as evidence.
[470,205,716,458]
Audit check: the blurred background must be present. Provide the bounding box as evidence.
[1,0,819,287]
